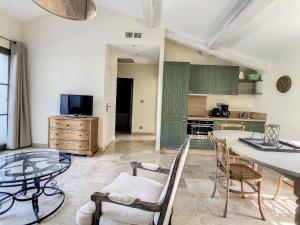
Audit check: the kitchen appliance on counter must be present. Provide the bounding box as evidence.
[221,104,230,117]
[211,108,221,117]
[187,119,214,140]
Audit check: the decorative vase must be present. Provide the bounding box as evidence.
[263,124,280,146]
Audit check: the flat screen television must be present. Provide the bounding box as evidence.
[60,94,93,116]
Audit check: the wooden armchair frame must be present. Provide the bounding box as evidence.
[91,137,190,225]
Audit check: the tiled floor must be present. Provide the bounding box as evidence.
[0,135,296,225]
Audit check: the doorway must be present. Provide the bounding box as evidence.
[115,78,133,133]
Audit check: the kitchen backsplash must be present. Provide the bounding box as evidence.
[188,94,258,115]
[188,96,207,116]
[207,95,256,111]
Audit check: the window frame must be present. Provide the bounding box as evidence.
[0,45,10,150]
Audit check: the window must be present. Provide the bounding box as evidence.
[0,46,10,149]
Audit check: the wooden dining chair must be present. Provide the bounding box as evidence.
[208,133,266,220]
[218,123,251,165]
[273,175,294,200]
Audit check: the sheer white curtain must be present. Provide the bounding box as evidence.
[6,42,31,149]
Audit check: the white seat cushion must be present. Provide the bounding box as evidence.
[76,172,164,225]
[100,215,133,225]
[76,201,95,225]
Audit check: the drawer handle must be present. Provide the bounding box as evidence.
[56,144,58,146]
[79,135,82,136]
[56,123,59,125]
[66,124,70,127]
[56,133,58,135]
[79,145,82,147]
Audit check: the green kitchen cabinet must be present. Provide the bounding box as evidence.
[160,62,190,149]
[189,65,239,95]
[244,121,265,133]
[190,139,213,150]
[213,119,265,132]
[189,65,213,94]
[212,66,239,95]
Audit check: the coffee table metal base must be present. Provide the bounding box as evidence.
[0,177,65,225]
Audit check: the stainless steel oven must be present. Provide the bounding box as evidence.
[187,119,214,140]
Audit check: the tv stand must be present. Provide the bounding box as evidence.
[48,116,99,156]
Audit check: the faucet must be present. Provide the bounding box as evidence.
[239,112,246,118]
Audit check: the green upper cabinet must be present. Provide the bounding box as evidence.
[161,62,190,149]
[212,66,239,95]
[189,65,239,95]
[189,65,213,94]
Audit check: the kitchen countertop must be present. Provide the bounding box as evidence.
[188,116,266,122]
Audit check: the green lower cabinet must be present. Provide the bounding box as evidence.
[213,119,265,132]
[161,116,187,149]
[244,121,265,133]
[190,139,213,150]
[213,120,243,130]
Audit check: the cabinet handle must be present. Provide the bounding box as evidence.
[56,133,58,135]
[66,124,70,127]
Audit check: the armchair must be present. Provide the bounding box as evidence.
[76,137,190,225]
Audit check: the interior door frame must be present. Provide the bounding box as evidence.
[116,77,134,134]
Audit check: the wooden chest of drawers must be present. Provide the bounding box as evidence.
[48,116,99,156]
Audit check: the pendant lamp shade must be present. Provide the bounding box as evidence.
[33,0,97,21]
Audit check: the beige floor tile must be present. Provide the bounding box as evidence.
[0,134,296,225]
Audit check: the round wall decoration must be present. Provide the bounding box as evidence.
[276,75,292,93]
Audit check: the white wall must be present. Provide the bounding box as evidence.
[207,95,256,111]
[21,9,165,146]
[117,63,158,134]
[164,39,233,65]
[0,12,22,48]
[255,51,300,140]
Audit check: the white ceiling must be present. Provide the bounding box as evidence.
[0,0,299,65]
[222,0,300,62]
[162,0,239,41]
[0,0,47,22]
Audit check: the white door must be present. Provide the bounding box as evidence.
[104,66,117,146]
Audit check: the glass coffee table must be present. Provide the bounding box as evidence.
[0,151,71,225]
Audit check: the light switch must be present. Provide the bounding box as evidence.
[140,100,144,103]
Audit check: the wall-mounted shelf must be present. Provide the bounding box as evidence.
[238,79,262,95]
[238,79,263,83]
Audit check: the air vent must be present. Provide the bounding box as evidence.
[125,32,143,39]
[125,32,133,38]
[134,32,142,38]
[118,58,135,64]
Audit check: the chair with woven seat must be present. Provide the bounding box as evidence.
[76,137,190,225]
[218,123,257,170]
[208,133,266,220]
[273,175,294,200]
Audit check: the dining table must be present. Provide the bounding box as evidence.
[213,130,300,225]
